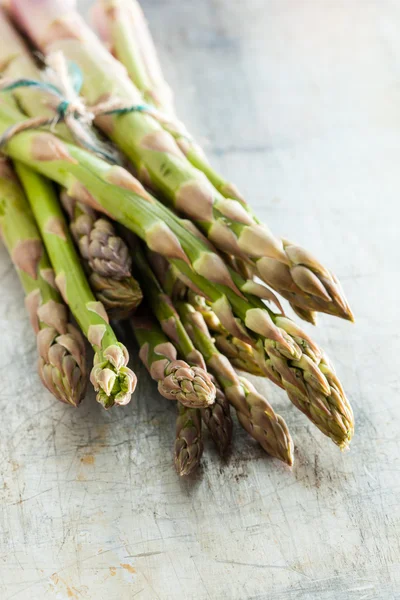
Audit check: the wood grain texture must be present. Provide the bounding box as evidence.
[0,0,399,598]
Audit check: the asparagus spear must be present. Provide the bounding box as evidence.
[93,0,348,326]
[127,236,213,380]
[0,157,87,406]
[92,0,174,116]
[177,302,294,465]
[6,0,353,322]
[130,311,206,471]
[60,190,142,319]
[186,290,267,378]
[147,250,266,377]
[14,162,137,409]
[126,237,236,453]
[202,375,233,456]
[131,310,216,409]
[174,403,203,476]
[0,101,354,449]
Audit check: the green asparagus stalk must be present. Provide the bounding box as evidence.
[127,236,212,378]
[125,238,236,452]
[186,290,267,378]
[14,162,137,409]
[0,5,331,334]
[92,0,174,115]
[0,8,59,124]
[174,403,203,476]
[131,310,216,409]
[7,0,353,322]
[178,302,294,465]
[60,190,142,319]
[0,157,87,406]
[93,0,346,325]
[92,0,333,326]
[0,8,111,156]
[147,250,266,377]
[0,100,354,448]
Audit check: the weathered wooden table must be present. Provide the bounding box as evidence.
[0,1,399,598]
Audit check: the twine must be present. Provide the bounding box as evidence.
[0,53,176,162]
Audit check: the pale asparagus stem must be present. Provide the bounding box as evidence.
[15,162,137,409]
[92,0,174,115]
[174,403,203,476]
[0,100,353,448]
[131,311,216,409]
[0,157,87,406]
[0,7,115,160]
[7,0,353,322]
[60,190,143,320]
[178,302,294,465]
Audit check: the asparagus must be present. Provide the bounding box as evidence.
[127,236,213,379]
[174,403,203,476]
[147,251,266,377]
[94,0,342,325]
[7,0,353,322]
[126,238,236,452]
[0,157,87,406]
[0,101,354,449]
[132,316,205,473]
[178,302,294,465]
[187,290,267,378]
[202,375,233,456]
[14,162,137,409]
[131,310,216,409]
[60,191,143,319]
[92,0,174,115]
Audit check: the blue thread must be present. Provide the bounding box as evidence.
[68,62,84,95]
[0,64,158,162]
[1,78,63,98]
[103,103,154,116]
[57,100,70,118]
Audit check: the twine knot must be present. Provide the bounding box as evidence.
[0,51,184,163]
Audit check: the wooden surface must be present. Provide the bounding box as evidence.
[0,1,399,598]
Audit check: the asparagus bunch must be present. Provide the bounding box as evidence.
[177,302,294,465]
[0,99,354,449]
[92,1,322,325]
[0,157,87,406]
[0,2,359,478]
[0,13,143,319]
[14,162,137,409]
[140,246,288,460]
[61,191,143,320]
[6,0,353,322]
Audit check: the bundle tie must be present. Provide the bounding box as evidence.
[0,54,176,162]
